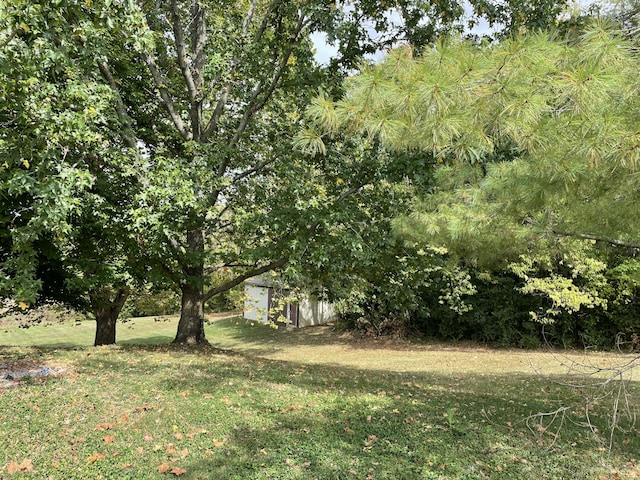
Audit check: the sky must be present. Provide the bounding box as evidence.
[311,0,602,65]
[310,3,498,65]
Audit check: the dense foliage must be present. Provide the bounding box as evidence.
[300,19,640,346]
[1,0,570,344]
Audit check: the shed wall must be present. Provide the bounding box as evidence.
[298,298,336,327]
[243,284,269,322]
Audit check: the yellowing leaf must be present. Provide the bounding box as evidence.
[18,302,28,310]
[19,23,29,32]
[22,160,29,169]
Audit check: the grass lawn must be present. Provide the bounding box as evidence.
[0,316,638,479]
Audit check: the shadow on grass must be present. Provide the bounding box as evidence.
[207,317,531,354]
[118,335,175,345]
[69,344,640,479]
[1,339,638,479]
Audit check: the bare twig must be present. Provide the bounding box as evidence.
[525,328,639,452]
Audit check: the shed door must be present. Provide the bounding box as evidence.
[268,290,299,327]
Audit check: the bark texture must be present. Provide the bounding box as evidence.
[91,288,129,346]
[173,229,208,344]
[173,284,208,345]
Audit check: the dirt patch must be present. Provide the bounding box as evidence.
[0,359,67,389]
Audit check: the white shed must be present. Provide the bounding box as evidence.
[243,277,336,327]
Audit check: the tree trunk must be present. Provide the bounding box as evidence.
[90,288,129,346]
[94,306,118,346]
[173,229,208,345]
[173,284,208,345]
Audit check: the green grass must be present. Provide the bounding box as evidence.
[0,316,639,479]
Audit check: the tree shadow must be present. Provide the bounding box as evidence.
[70,344,640,479]
[2,338,635,479]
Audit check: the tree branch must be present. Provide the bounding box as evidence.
[231,155,279,184]
[202,258,287,303]
[143,52,193,141]
[1,30,15,49]
[228,13,307,149]
[169,0,207,140]
[552,230,640,250]
[201,0,261,142]
[204,262,257,276]
[170,0,198,102]
[97,60,139,151]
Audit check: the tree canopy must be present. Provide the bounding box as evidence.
[1,0,569,344]
[299,20,640,323]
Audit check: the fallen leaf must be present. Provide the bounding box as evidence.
[166,444,177,454]
[87,452,107,464]
[95,423,114,431]
[144,434,154,442]
[122,463,133,469]
[364,434,378,447]
[136,447,144,454]
[285,404,304,411]
[170,466,187,476]
[158,462,171,473]
[103,435,116,443]
[180,449,189,458]
[212,439,225,447]
[174,433,183,440]
[6,462,21,474]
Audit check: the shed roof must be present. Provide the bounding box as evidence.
[245,276,274,288]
